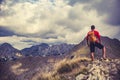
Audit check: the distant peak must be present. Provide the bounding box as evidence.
[40,43,48,45]
[0,43,12,47]
[39,43,49,47]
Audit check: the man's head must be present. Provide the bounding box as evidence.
[91,25,95,30]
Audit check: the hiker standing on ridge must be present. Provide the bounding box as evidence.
[86,25,106,61]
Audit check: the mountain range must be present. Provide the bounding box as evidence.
[0,42,75,60]
[21,43,74,56]
[0,36,120,60]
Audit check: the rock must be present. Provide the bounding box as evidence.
[76,74,88,80]
[76,59,120,80]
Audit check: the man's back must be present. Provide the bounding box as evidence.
[87,30,100,42]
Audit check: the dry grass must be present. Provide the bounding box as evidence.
[55,59,72,74]
[72,46,89,58]
[36,57,90,80]
[11,62,29,75]
[37,72,67,80]
[55,57,90,73]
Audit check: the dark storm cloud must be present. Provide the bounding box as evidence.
[0,26,16,36]
[0,0,4,4]
[29,31,58,39]
[21,40,37,44]
[68,0,120,26]
[13,30,59,39]
[114,32,120,40]
[90,0,120,26]
[107,0,120,26]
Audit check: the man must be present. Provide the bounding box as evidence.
[86,25,106,61]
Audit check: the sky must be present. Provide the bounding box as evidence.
[0,0,120,50]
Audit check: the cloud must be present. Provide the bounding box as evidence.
[0,0,72,36]
[0,0,120,49]
[0,0,4,4]
[0,35,66,50]
[106,0,120,26]
[0,36,31,50]
[0,26,16,36]
[68,0,120,26]
[68,0,92,6]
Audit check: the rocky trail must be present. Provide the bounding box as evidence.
[76,59,120,80]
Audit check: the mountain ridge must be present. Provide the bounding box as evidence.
[0,36,120,59]
[67,36,120,59]
[0,43,20,57]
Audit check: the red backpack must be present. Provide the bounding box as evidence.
[88,31,97,42]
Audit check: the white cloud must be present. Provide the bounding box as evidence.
[0,0,120,49]
[0,36,30,50]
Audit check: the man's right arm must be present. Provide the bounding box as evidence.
[97,31,101,43]
[95,31,101,43]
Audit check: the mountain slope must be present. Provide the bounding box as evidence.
[0,56,62,80]
[67,36,120,59]
[0,43,20,58]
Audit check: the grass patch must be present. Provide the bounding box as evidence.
[37,72,67,80]
[55,57,90,74]
[36,57,90,80]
